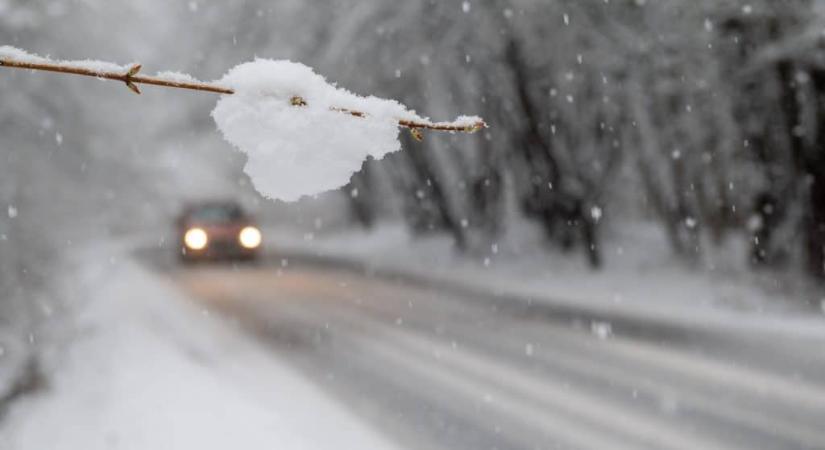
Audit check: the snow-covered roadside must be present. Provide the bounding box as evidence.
[263,223,825,340]
[0,244,400,450]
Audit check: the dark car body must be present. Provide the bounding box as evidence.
[177,201,261,262]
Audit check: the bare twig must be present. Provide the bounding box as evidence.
[0,57,486,134]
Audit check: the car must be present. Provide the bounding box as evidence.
[176,201,262,262]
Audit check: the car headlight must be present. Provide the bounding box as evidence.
[238,226,262,249]
[184,228,208,250]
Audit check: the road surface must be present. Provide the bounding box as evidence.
[161,257,825,450]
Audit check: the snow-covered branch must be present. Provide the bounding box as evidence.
[0,46,486,202]
[0,58,232,94]
[0,46,486,134]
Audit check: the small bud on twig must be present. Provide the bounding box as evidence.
[125,81,141,95]
[126,64,142,77]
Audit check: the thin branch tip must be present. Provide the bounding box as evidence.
[126,64,142,77]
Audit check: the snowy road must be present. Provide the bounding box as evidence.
[166,259,825,450]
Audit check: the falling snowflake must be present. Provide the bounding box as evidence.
[591,321,612,340]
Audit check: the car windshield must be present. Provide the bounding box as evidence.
[189,205,243,224]
[2,2,825,450]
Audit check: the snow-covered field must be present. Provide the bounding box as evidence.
[0,244,400,450]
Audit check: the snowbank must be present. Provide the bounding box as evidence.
[0,247,399,450]
[261,223,825,339]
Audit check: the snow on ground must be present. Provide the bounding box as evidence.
[0,244,400,450]
[262,221,825,339]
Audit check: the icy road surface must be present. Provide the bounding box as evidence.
[166,259,825,450]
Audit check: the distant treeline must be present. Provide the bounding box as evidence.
[297,0,824,280]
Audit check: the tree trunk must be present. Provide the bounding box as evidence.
[807,68,825,279]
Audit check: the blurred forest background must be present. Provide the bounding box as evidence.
[2,0,825,391]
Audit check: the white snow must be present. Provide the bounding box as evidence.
[0,45,129,74]
[435,114,484,129]
[0,46,48,64]
[260,222,825,340]
[0,245,400,450]
[154,70,201,84]
[213,59,428,202]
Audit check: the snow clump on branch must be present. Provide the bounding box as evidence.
[212,59,432,202]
